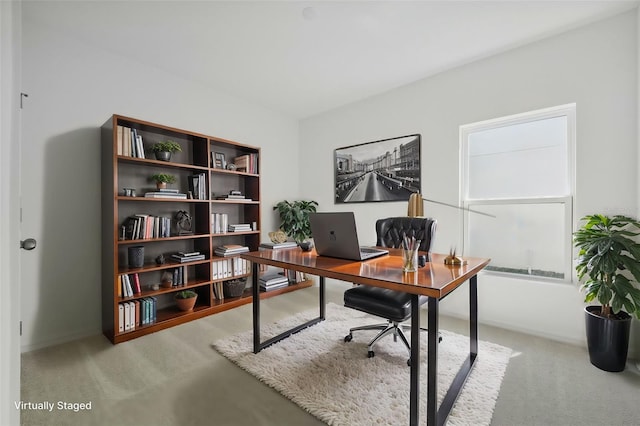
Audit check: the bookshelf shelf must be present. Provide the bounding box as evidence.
[102,114,286,344]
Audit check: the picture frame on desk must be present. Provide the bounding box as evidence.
[213,152,226,169]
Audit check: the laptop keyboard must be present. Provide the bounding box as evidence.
[360,247,380,254]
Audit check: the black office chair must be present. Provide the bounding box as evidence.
[343,217,438,365]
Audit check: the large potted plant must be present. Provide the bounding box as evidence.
[573,214,640,372]
[273,200,318,251]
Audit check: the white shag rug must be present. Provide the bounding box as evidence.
[212,303,512,425]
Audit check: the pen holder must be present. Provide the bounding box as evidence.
[402,247,419,272]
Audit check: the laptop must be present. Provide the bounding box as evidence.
[309,212,389,261]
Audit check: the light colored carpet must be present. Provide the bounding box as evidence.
[213,303,512,426]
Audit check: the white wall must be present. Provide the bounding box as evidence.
[300,11,638,348]
[19,15,300,351]
[1,0,22,422]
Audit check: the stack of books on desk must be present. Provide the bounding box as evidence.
[170,251,205,263]
[214,244,249,257]
[259,241,298,250]
[259,272,289,292]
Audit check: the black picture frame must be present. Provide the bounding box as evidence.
[334,134,421,204]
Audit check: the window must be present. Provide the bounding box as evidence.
[460,104,575,281]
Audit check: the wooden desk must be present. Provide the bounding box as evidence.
[241,248,490,426]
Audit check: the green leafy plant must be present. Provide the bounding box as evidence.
[175,290,197,299]
[149,173,176,184]
[573,214,640,319]
[152,140,182,153]
[273,200,318,243]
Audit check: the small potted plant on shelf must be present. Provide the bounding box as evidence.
[152,140,182,161]
[573,214,640,372]
[174,290,198,312]
[150,173,176,190]
[273,200,318,251]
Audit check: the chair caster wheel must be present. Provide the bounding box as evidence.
[407,359,411,367]
[344,334,353,342]
[368,350,375,358]
[439,336,443,343]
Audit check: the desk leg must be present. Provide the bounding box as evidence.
[319,276,326,320]
[252,261,260,354]
[427,296,439,426]
[470,274,478,356]
[253,266,326,354]
[410,294,421,426]
[436,274,479,425]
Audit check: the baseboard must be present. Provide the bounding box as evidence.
[21,327,102,353]
[439,309,585,347]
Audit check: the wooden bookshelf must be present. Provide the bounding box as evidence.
[101,114,310,344]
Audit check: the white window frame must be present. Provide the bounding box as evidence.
[460,104,576,283]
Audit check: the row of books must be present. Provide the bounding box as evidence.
[122,215,171,240]
[212,257,251,279]
[118,298,156,333]
[283,269,306,284]
[166,266,189,286]
[211,213,228,234]
[144,188,187,199]
[116,125,145,159]
[188,173,207,200]
[212,282,226,300]
[234,153,258,174]
[119,273,142,297]
[214,244,249,257]
[259,272,290,292]
[171,251,206,263]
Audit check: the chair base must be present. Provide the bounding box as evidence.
[344,320,439,365]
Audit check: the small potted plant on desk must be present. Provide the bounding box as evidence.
[152,140,182,162]
[573,214,640,372]
[150,173,176,190]
[174,290,198,312]
[273,200,318,251]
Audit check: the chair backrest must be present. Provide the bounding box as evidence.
[375,217,437,252]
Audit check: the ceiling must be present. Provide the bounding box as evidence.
[22,0,639,119]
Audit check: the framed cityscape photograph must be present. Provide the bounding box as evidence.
[334,134,421,204]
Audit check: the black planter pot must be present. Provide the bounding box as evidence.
[155,151,171,161]
[585,306,631,372]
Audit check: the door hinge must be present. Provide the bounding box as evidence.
[20,92,29,109]
[19,321,22,336]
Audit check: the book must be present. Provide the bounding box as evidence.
[171,253,206,262]
[215,197,254,202]
[228,224,252,232]
[260,241,298,249]
[259,272,289,286]
[144,192,187,199]
[178,251,200,257]
[214,247,249,256]
[132,273,141,294]
[260,281,289,291]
